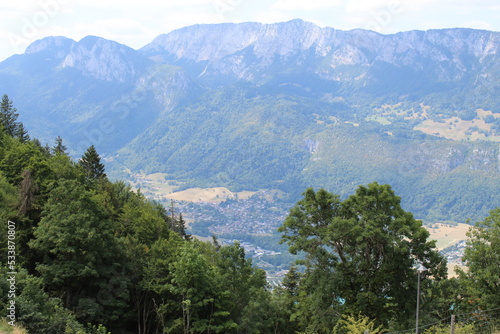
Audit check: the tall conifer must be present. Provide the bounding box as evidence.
[52,136,67,155]
[79,145,107,181]
[0,94,21,137]
[16,123,30,142]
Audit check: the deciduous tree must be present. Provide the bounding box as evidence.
[29,179,127,325]
[279,183,447,328]
[457,208,500,310]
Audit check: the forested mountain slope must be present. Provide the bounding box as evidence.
[2,120,498,333]
[0,20,498,222]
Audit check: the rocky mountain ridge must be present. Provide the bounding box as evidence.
[141,20,498,86]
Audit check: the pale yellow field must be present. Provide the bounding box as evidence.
[447,263,465,278]
[128,172,182,195]
[414,109,500,142]
[425,223,471,277]
[165,187,257,203]
[129,172,261,203]
[237,190,259,200]
[425,222,470,250]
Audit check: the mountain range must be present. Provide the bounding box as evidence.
[0,19,498,223]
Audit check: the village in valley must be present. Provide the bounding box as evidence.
[125,171,470,280]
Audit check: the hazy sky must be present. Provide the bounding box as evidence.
[1,0,499,61]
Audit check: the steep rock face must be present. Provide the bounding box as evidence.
[59,36,153,82]
[19,35,153,83]
[141,20,498,87]
[142,20,341,63]
[136,64,198,113]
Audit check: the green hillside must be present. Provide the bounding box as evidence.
[114,83,499,223]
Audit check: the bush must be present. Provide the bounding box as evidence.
[484,114,496,123]
[332,314,386,334]
[0,267,109,334]
[458,110,477,121]
[423,322,475,334]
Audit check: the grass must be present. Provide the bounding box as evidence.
[165,187,257,203]
[425,223,470,250]
[424,223,470,277]
[128,172,181,195]
[0,319,27,334]
[368,104,500,142]
[365,115,392,125]
[129,173,260,203]
[414,109,500,142]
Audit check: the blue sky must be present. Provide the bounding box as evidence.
[1,0,499,61]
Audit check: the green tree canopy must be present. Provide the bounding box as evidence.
[278,182,447,329]
[16,123,30,142]
[457,208,500,310]
[29,179,127,324]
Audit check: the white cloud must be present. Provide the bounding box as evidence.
[80,0,211,9]
[344,0,399,13]
[272,0,341,11]
[461,20,493,30]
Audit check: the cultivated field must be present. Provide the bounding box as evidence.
[165,187,256,203]
[414,109,500,141]
[426,222,470,250]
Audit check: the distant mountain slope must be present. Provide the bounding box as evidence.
[0,35,195,152]
[119,82,499,222]
[0,20,498,223]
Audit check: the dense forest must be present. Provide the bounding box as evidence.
[1,94,499,333]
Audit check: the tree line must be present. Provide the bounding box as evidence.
[1,94,499,333]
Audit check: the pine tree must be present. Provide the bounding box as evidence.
[168,200,191,239]
[16,123,30,142]
[52,136,67,155]
[0,94,21,137]
[175,213,191,240]
[79,145,107,182]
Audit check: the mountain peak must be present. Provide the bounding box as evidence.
[25,36,76,55]
[0,21,498,224]
[77,35,107,47]
[58,35,152,82]
[141,19,329,66]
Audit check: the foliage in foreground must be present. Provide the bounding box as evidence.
[423,323,476,334]
[332,313,386,334]
[278,184,447,331]
[1,95,499,333]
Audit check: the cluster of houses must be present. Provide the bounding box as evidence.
[180,196,288,235]
[441,240,466,266]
